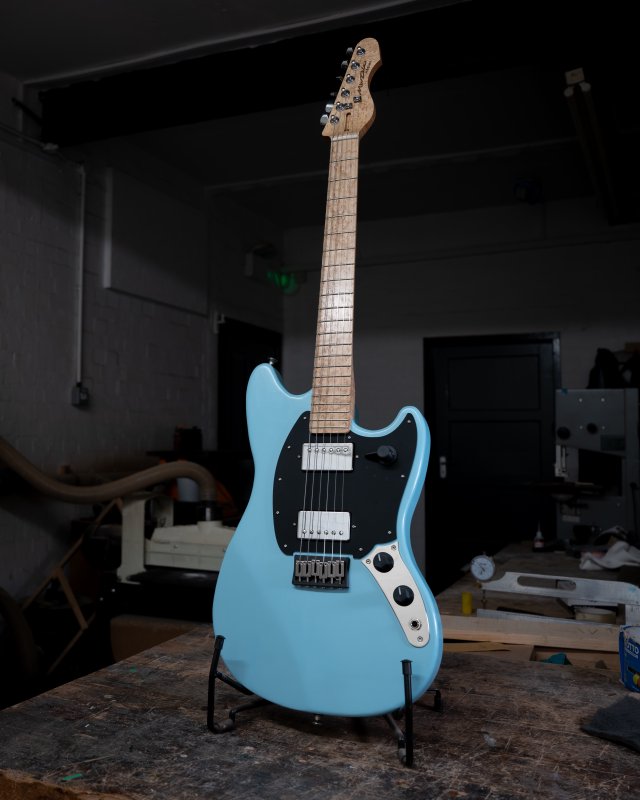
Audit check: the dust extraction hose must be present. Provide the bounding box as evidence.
[0,436,216,504]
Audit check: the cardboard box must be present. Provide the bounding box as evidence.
[619,625,640,691]
[110,614,198,661]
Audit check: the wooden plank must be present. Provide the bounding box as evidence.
[0,625,638,799]
[442,612,619,651]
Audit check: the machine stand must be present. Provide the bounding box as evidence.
[206,637,442,767]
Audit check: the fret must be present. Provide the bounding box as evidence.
[317,309,353,321]
[316,338,353,347]
[325,213,356,223]
[314,357,351,367]
[320,288,353,298]
[316,303,352,312]
[316,325,353,332]
[327,184,358,201]
[321,252,355,267]
[324,234,357,251]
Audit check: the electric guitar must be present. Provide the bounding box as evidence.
[212,37,442,718]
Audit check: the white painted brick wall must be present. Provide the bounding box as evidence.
[1,126,283,601]
[0,134,214,599]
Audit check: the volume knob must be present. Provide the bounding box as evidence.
[373,552,394,573]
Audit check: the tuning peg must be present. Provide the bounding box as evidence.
[341,60,349,70]
[346,47,354,56]
[320,114,329,125]
[325,103,334,113]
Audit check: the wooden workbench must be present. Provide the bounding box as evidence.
[0,624,638,799]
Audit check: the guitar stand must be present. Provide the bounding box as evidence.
[206,635,442,767]
[206,635,272,733]
[382,660,443,767]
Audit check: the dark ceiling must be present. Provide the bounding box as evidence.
[35,1,640,226]
[40,2,633,144]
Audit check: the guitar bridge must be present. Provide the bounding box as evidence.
[292,555,350,589]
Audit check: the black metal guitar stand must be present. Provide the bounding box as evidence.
[206,635,271,733]
[206,635,442,766]
[383,660,443,766]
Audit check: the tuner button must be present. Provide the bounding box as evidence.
[320,114,329,125]
[393,585,415,607]
[341,60,349,69]
[325,103,334,113]
[373,552,394,573]
[346,47,354,56]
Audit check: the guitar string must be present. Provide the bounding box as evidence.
[302,132,357,583]
[325,140,344,576]
[317,132,339,578]
[301,129,337,574]
[337,133,351,573]
[330,133,352,578]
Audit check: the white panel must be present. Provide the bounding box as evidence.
[104,167,206,314]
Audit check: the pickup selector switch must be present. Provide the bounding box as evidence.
[365,445,398,465]
[393,585,414,606]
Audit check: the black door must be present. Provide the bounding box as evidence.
[215,318,282,516]
[423,333,559,594]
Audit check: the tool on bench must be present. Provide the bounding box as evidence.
[477,571,640,625]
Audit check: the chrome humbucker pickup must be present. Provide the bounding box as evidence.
[297,510,351,540]
[301,442,353,471]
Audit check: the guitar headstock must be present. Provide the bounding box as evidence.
[321,37,381,140]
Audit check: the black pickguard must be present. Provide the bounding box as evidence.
[273,412,419,559]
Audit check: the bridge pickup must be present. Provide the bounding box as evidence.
[301,442,353,471]
[292,555,350,589]
[297,511,351,540]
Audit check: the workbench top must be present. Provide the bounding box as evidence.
[0,624,638,799]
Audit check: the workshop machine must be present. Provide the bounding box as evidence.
[553,388,639,541]
[117,490,234,584]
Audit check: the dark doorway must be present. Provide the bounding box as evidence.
[215,318,282,516]
[423,333,560,594]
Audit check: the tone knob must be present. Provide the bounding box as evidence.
[393,585,414,606]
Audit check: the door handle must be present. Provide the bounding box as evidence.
[439,455,447,479]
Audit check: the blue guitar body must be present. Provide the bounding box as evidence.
[212,363,443,718]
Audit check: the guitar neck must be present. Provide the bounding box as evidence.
[310,134,360,435]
